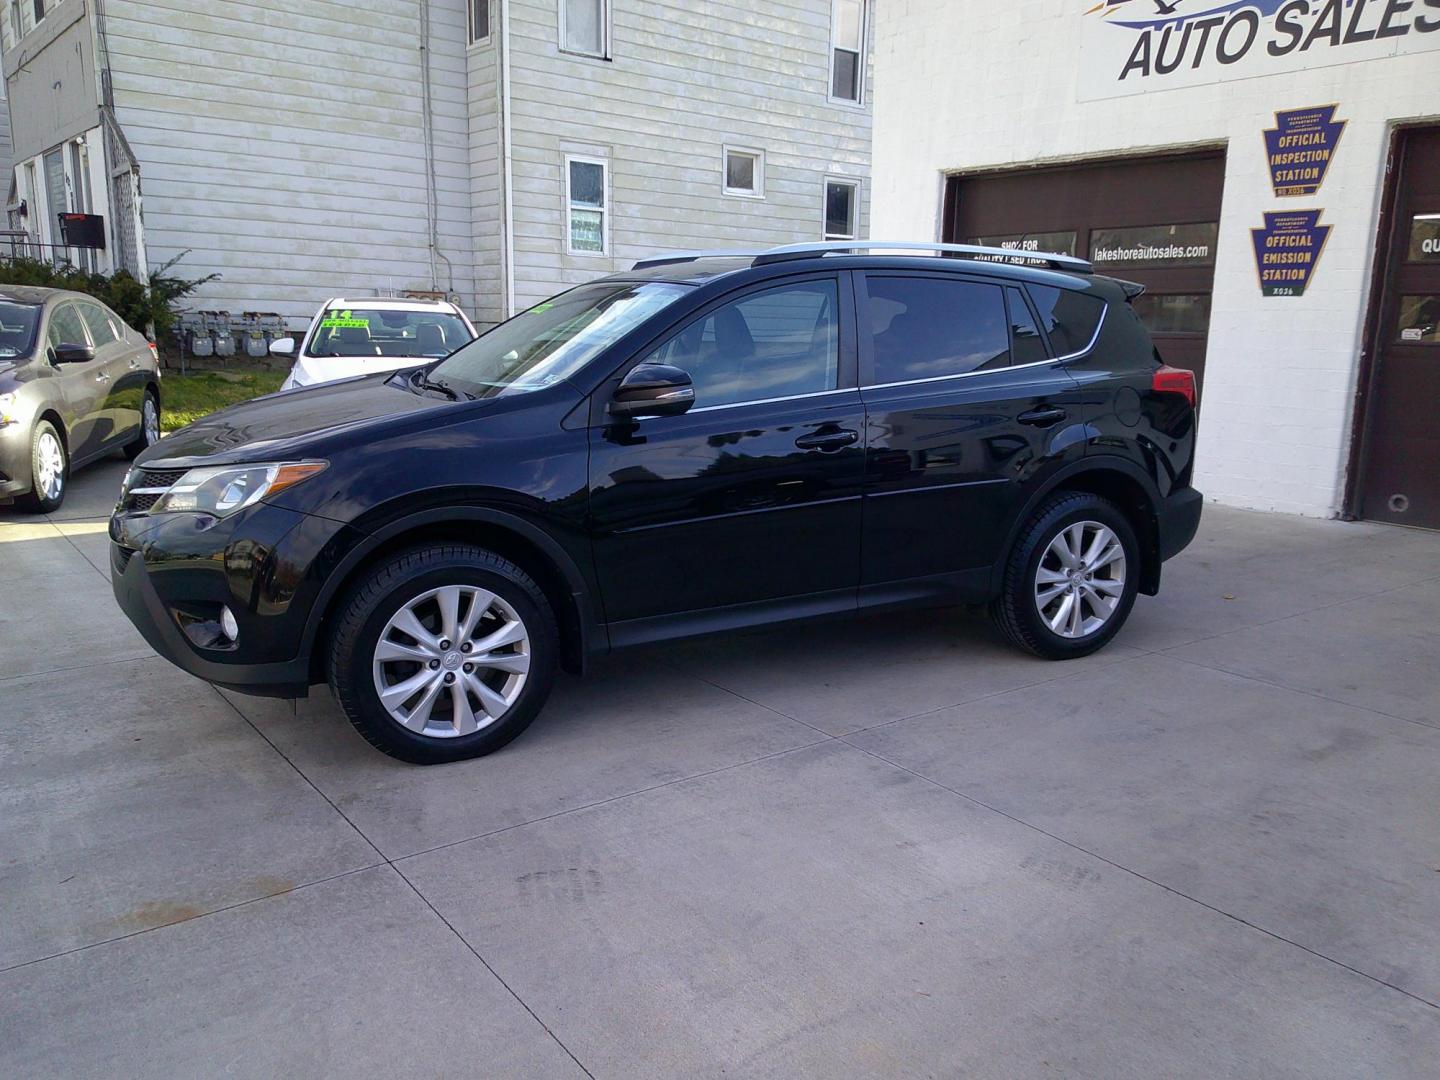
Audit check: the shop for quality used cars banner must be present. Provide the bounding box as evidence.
[1077,0,1440,101]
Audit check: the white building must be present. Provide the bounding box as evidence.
[2,0,873,329]
[872,0,1440,530]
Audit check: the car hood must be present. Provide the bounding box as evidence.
[289,354,434,388]
[138,373,452,467]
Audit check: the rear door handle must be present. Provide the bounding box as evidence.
[1017,406,1066,427]
[795,428,859,451]
[95,372,111,383]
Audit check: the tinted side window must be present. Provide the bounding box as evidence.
[46,304,91,351]
[866,276,1010,384]
[1027,285,1106,356]
[79,303,120,345]
[644,280,839,408]
[1005,287,1048,365]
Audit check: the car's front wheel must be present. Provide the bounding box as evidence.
[16,420,68,513]
[990,491,1139,659]
[327,544,558,764]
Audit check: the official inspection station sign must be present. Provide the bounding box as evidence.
[1251,209,1332,296]
[1264,105,1346,196]
[1078,1,1440,101]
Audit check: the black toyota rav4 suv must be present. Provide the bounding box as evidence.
[112,243,1200,763]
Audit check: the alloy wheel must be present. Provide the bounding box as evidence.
[143,397,160,445]
[1033,520,1126,639]
[371,585,531,738]
[35,431,65,501]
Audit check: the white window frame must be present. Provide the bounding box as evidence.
[722,146,765,200]
[822,177,860,241]
[827,0,869,107]
[467,0,491,46]
[564,153,609,257]
[558,0,610,60]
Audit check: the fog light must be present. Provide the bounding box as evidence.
[220,606,239,643]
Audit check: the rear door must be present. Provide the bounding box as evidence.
[78,300,144,447]
[588,274,866,640]
[855,271,1089,593]
[44,301,108,461]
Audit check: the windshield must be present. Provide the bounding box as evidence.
[305,307,472,360]
[0,302,41,360]
[428,281,691,397]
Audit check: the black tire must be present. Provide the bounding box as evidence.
[15,420,68,514]
[124,389,161,460]
[990,491,1140,660]
[327,544,559,764]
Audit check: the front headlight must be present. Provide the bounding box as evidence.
[151,461,327,517]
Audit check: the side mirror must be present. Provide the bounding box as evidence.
[269,336,296,357]
[609,363,695,419]
[51,342,96,364]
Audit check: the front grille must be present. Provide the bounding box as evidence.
[121,467,187,514]
[138,468,187,488]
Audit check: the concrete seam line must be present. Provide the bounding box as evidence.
[840,738,1440,1013]
[0,863,388,976]
[390,863,597,1080]
[0,653,157,686]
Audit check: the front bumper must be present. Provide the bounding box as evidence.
[109,501,354,697]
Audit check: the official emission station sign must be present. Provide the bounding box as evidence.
[1264,104,1345,196]
[1251,210,1331,296]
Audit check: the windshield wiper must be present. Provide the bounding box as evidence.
[407,369,471,401]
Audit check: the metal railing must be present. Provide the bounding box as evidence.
[0,231,101,272]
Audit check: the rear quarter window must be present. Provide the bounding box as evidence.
[1027,285,1107,356]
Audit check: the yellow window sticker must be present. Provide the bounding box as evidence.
[320,310,369,329]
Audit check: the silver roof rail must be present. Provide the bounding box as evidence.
[752,241,1093,273]
[632,249,768,270]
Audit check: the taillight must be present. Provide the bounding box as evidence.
[147,341,159,360]
[1152,365,1196,408]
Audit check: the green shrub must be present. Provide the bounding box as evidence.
[0,252,218,340]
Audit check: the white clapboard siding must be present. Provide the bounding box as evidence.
[467,37,505,327]
[503,0,873,309]
[0,93,11,191]
[104,0,476,326]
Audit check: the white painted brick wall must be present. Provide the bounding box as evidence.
[871,0,1440,518]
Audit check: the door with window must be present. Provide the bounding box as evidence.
[856,272,1089,587]
[78,300,143,445]
[1356,126,1440,530]
[588,275,866,636]
[44,301,108,460]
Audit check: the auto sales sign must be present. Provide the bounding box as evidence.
[1078,1,1440,100]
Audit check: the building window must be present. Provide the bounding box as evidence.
[829,0,867,102]
[31,0,43,25]
[566,156,607,255]
[723,147,764,199]
[561,0,608,58]
[9,0,22,44]
[468,0,490,43]
[824,179,858,241]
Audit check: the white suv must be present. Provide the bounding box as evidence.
[273,297,478,390]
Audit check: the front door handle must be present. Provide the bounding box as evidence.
[795,428,859,452]
[1018,406,1066,427]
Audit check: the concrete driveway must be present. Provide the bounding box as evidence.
[3,457,1439,1078]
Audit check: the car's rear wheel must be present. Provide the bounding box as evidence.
[16,420,68,514]
[990,491,1139,659]
[124,390,161,460]
[327,544,558,764]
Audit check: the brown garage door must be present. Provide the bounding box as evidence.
[944,151,1226,395]
[1353,127,1440,531]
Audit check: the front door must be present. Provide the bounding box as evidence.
[44,301,109,461]
[1357,127,1440,530]
[588,274,866,640]
[856,271,1089,589]
[77,300,144,447]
